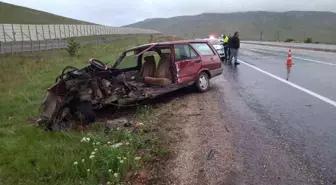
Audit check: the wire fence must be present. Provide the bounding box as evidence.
[0,24,161,54]
[0,34,160,54]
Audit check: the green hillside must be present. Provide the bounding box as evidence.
[126,11,336,44]
[0,1,94,24]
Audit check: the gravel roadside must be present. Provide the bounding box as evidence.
[152,77,237,185]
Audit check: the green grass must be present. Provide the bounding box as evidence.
[0,1,93,24]
[0,35,173,185]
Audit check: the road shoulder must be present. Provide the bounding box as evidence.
[150,82,236,185]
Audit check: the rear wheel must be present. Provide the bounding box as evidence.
[195,72,210,92]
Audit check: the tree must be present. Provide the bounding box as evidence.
[66,37,81,56]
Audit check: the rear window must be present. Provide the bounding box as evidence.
[191,43,215,56]
[174,44,198,61]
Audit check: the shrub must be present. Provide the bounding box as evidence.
[304,37,313,43]
[66,37,81,56]
[284,38,295,42]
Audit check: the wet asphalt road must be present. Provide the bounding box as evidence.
[217,44,336,185]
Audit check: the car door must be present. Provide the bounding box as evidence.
[174,44,202,84]
[190,42,221,70]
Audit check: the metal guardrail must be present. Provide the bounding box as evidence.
[242,41,336,52]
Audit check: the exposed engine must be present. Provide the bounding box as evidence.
[37,59,146,131]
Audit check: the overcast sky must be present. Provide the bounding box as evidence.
[3,0,336,26]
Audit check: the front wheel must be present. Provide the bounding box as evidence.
[195,72,210,92]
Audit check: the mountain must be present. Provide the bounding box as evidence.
[126,11,336,44]
[0,1,94,24]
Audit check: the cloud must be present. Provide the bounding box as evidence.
[3,0,336,26]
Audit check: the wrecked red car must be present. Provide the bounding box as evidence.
[38,40,223,130]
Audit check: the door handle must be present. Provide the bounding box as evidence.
[195,59,201,63]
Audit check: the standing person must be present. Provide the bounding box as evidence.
[223,34,229,60]
[227,34,232,63]
[228,32,240,65]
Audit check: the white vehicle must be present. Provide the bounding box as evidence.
[204,38,225,61]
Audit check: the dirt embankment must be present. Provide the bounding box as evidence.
[150,85,237,185]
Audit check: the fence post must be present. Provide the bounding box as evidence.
[27,25,32,52]
[38,40,40,51]
[68,25,70,37]
[0,41,2,54]
[35,25,39,41]
[42,25,45,39]
[58,39,59,49]
[2,24,6,42]
[54,25,57,39]
[11,41,13,54]
[11,24,16,41]
[20,25,24,52]
[64,25,66,38]
[48,25,51,39]
[52,40,54,50]
[59,25,62,38]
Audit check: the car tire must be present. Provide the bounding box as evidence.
[195,72,210,92]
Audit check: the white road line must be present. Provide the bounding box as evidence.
[238,59,336,107]
[249,48,336,66]
[293,56,336,66]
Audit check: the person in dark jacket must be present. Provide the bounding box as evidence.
[228,31,240,65]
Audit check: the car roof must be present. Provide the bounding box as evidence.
[127,39,209,51]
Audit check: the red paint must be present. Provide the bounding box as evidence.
[175,56,202,83]
[170,41,222,84]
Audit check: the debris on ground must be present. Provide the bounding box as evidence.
[105,117,133,129]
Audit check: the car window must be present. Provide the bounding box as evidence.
[191,43,215,56]
[116,51,138,69]
[174,44,198,61]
